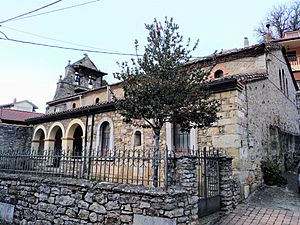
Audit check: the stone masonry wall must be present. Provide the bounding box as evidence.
[241,77,300,194]
[0,173,198,225]
[0,154,238,225]
[0,123,33,155]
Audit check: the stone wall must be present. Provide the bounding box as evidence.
[0,123,33,155]
[240,77,300,194]
[0,154,238,225]
[0,173,198,225]
[219,155,241,211]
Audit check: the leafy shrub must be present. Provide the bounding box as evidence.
[261,157,287,186]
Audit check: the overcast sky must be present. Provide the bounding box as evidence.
[0,0,286,112]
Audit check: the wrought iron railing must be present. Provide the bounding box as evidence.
[195,147,220,198]
[287,55,300,66]
[0,147,221,194]
[0,148,172,188]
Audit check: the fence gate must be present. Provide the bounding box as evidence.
[196,147,220,217]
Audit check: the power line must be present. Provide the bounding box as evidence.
[0,0,63,24]
[0,31,8,39]
[0,37,142,57]
[6,0,101,23]
[0,32,269,61]
[1,25,123,53]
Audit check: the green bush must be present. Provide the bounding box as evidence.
[261,157,287,186]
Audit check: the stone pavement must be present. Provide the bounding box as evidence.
[200,169,300,225]
[213,203,300,225]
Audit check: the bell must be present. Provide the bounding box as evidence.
[74,72,80,83]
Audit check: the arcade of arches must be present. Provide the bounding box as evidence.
[31,120,86,157]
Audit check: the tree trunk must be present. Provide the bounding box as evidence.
[153,128,160,187]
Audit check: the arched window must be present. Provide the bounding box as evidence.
[73,126,83,157]
[279,69,282,90]
[95,98,100,104]
[282,69,286,94]
[100,121,110,156]
[134,131,142,146]
[286,78,289,97]
[72,103,76,108]
[214,70,224,79]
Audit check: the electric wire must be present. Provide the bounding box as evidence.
[0,32,268,61]
[0,37,142,56]
[0,0,63,24]
[4,0,101,23]
[1,25,123,53]
[0,31,8,39]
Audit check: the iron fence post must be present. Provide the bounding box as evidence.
[203,147,208,202]
[164,145,168,190]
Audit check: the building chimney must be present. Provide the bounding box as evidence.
[244,37,249,48]
[265,23,272,42]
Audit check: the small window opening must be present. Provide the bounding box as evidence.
[134,131,142,146]
[72,103,76,108]
[286,78,289,97]
[279,69,282,90]
[95,98,100,104]
[282,69,286,94]
[214,70,224,79]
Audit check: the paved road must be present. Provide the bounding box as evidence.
[202,169,300,225]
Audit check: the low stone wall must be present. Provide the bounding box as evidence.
[0,173,199,225]
[0,154,239,224]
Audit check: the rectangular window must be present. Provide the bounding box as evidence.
[173,124,190,150]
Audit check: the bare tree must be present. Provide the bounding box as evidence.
[255,0,300,41]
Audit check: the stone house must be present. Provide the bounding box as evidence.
[27,42,300,198]
[273,29,300,87]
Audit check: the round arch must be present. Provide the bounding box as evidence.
[48,122,65,140]
[132,128,144,148]
[32,125,47,140]
[31,125,47,153]
[210,65,228,79]
[65,119,85,155]
[65,119,85,138]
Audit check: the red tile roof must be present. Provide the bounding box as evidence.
[0,108,43,123]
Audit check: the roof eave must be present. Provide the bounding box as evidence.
[26,102,116,124]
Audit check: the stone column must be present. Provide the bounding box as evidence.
[174,153,197,193]
[219,154,239,212]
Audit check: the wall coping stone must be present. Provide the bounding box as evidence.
[0,173,189,197]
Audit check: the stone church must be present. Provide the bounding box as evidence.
[27,42,300,198]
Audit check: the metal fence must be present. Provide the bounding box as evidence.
[195,147,220,217]
[0,148,171,188]
[0,147,220,194]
